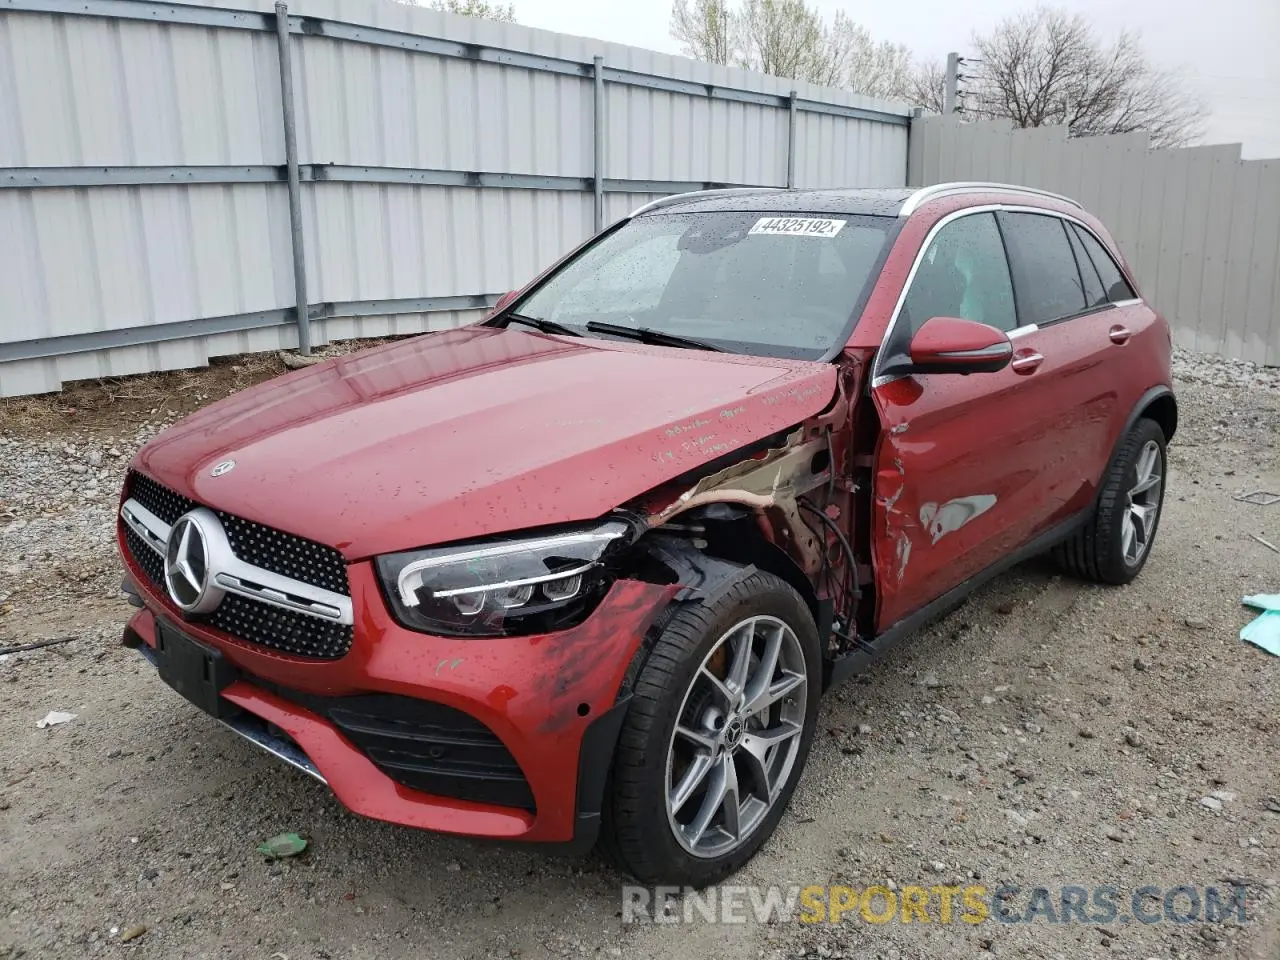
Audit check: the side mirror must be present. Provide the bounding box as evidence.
[908,316,1013,375]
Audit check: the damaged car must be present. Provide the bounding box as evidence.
[117,181,1176,887]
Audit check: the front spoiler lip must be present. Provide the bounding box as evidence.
[135,642,326,785]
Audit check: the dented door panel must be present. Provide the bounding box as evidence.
[869,359,1068,632]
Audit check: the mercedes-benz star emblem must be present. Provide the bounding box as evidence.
[164,511,225,614]
[210,459,236,477]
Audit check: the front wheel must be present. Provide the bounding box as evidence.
[600,569,821,887]
[1054,417,1167,584]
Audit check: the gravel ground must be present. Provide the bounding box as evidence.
[1,348,1278,960]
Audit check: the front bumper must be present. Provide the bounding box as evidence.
[122,560,677,848]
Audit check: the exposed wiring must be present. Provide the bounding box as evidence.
[795,505,840,616]
[798,498,861,642]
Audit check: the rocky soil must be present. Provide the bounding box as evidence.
[1,347,1277,960]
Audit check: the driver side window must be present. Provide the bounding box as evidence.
[900,212,1018,335]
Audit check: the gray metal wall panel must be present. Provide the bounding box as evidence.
[794,114,904,188]
[304,184,593,304]
[1193,152,1239,355]
[1242,161,1280,366]
[909,114,1279,365]
[1219,160,1263,361]
[0,0,910,396]
[0,182,290,341]
[0,11,282,166]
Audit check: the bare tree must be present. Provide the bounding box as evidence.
[429,0,516,21]
[965,7,1205,146]
[903,59,946,113]
[670,0,914,99]
[732,0,825,80]
[817,11,914,101]
[670,0,732,65]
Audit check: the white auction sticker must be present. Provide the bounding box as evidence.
[749,216,847,238]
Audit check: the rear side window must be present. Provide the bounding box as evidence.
[899,212,1017,334]
[1066,226,1107,307]
[999,212,1087,325]
[1071,224,1137,303]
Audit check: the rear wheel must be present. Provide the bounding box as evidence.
[600,570,821,887]
[1054,417,1167,584]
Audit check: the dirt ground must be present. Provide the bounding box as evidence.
[1,349,1277,960]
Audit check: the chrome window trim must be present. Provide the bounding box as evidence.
[899,182,1082,217]
[120,498,354,626]
[629,188,786,219]
[870,204,1135,388]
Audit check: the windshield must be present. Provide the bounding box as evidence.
[510,211,896,359]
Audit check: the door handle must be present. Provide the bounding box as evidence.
[1109,324,1132,345]
[1010,349,1044,375]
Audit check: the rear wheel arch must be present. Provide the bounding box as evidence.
[1140,390,1177,442]
[1129,386,1178,443]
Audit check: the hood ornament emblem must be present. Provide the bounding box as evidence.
[210,459,236,477]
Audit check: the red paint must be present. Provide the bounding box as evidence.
[124,563,678,842]
[907,316,1013,371]
[135,327,837,560]
[119,185,1174,846]
[864,190,1172,630]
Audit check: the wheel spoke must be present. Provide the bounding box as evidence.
[1129,474,1160,498]
[675,723,718,752]
[744,670,805,717]
[1132,503,1156,540]
[686,751,732,845]
[741,721,802,758]
[1135,445,1155,483]
[669,750,714,812]
[719,753,741,841]
[1121,514,1136,561]
[736,731,774,800]
[699,666,735,708]
[725,623,754,697]
[742,623,784,710]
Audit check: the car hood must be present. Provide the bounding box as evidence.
[135,327,837,559]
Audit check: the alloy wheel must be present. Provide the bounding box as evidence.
[1121,439,1163,566]
[664,615,808,859]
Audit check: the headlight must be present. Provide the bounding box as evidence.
[375,520,633,637]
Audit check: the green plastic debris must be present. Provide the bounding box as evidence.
[257,832,307,859]
[1241,594,1280,657]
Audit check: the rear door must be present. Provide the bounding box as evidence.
[996,211,1140,522]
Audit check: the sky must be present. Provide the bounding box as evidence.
[509,0,1280,158]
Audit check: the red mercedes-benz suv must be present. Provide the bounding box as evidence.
[118,182,1176,887]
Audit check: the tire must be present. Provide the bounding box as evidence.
[600,569,821,888]
[1053,417,1167,585]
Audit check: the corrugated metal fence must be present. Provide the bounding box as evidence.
[0,0,910,397]
[908,115,1280,367]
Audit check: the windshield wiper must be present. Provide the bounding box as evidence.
[584,321,721,352]
[502,313,581,337]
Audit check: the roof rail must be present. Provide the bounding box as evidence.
[899,181,1082,217]
[629,187,788,219]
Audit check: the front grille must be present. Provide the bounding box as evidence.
[124,524,165,585]
[127,472,350,597]
[207,594,353,660]
[122,471,354,660]
[258,683,536,811]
